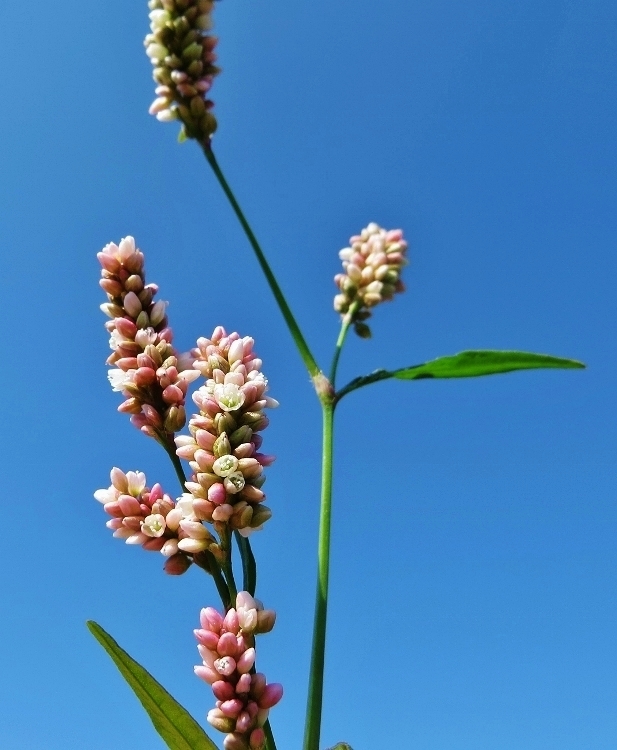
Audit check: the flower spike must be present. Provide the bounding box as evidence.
[334,222,409,337]
[145,0,220,144]
[98,236,199,444]
[176,328,277,536]
[194,593,282,750]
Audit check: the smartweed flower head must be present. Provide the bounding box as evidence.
[175,328,278,536]
[145,0,220,143]
[98,236,199,443]
[94,467,207,574]
[194,592,282,749]
[334,223,409,337]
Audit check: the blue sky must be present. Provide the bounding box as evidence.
[0,1,616,748]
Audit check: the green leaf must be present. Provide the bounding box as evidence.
[327,744,354,750]
[392,350,585,380]
[87,621,218,750]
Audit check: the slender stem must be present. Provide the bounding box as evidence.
[329,305,358,387]
[264,719,278,750]
[162,437,188,489]
[222,557,238,601]
[202,144,321,380]
[235,531,257,596]
[199,552,231,610]
[303,403,335,750]
[161,439,235,608]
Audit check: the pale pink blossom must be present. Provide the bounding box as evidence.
[175,328,277,535]
[94,467,219,573]
[98,236,200,444]
[334,222,409,337]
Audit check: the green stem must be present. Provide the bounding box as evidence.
[162,436,188,489]
[329,304,358,387]
[202,144,321,380]
[264,719,278,750]
[235,531,257,596]
[200,552,231,610]
[303,402,335,750]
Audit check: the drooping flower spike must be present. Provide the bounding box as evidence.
[175,327,278,537]
[194,592,282,750]
[98,236,199,443]
[145,0,220,143]
[334,222,409,338]
[94,467,205,574]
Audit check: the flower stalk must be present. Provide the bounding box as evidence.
[201,145,322,384]
[303,401,335,750]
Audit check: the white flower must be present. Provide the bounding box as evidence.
[107,368,133,392]
[213,383,245,412]
[141,514,166,537]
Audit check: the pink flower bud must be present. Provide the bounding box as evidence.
[249,728,266,750]
[214,656,237,677]
[223,609,240,634]
[217,632,239,657]
[208,682,234,705]
[200,607,224,632]
[164,553,192,575]
[236,648,256,675]
[257,683,283,709]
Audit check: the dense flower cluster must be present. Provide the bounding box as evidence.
[175,327,277,536]
[94,467,205,575]
[145,0,220,143]
[195,592,282,750]
[334,222,409,337]
[98,236,199,442]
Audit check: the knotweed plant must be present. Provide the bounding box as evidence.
[87,4,585,750]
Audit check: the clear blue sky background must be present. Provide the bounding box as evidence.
[0,1,615,748]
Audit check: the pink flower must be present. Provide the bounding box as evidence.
[175,328,277,535]
[94,467,218,573]
[333,223,409,337]
[194,593,282,750]
[98,236,200,444]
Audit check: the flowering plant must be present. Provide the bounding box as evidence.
[88,3,585,750]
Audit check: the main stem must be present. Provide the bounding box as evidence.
[303,402,335,750]
[202,144,321,380]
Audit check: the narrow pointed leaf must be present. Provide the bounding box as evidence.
[87,621,218,750]
[392,350,585,380]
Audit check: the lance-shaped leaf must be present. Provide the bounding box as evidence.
[393,350,585,380]
[336,350,584,400]
[87,621,218,750]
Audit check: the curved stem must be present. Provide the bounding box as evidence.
[202,144,321,380]
[199,552,231,610]
[303,403,335,750]
[162,436,188,490]
[329,304,358,387]
[235,531,257,596]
